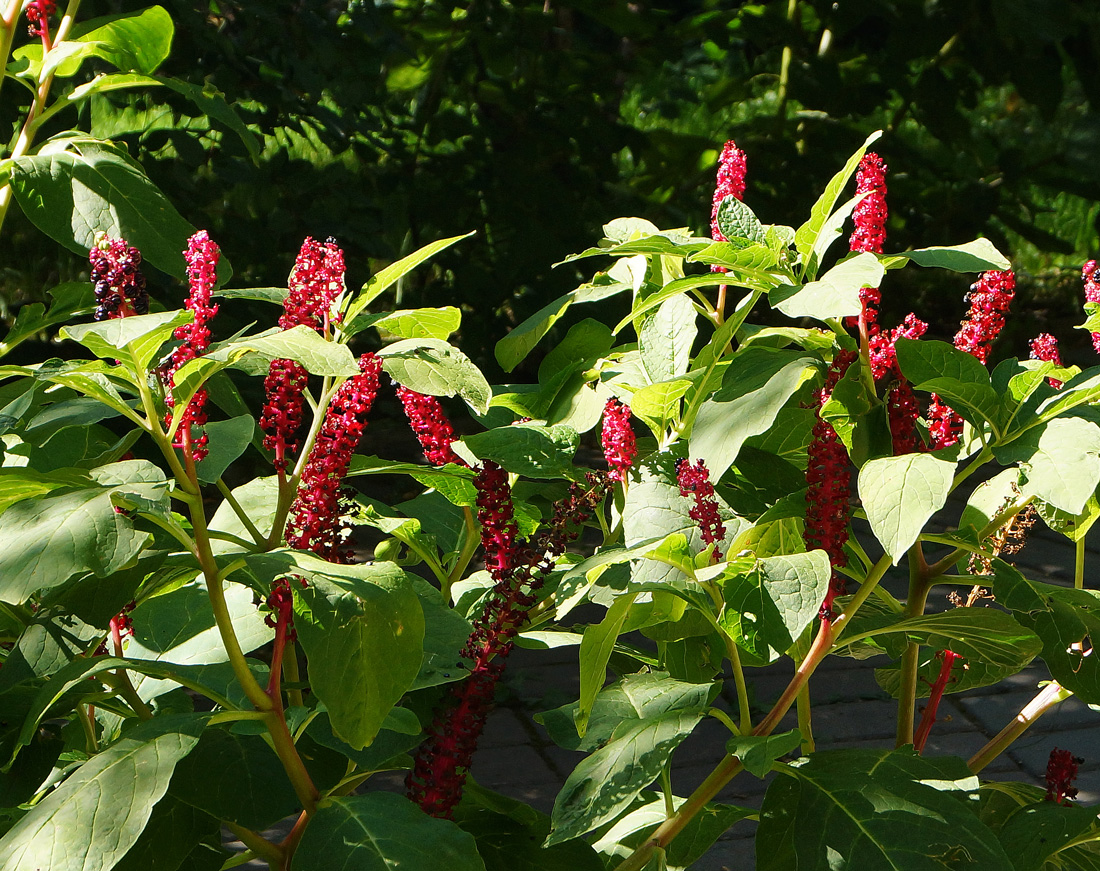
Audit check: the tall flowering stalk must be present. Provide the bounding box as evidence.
[805,350,857,620]
[164,231,220,463]
[260,237,347,472]
[284,353,383,562]
[396,386,465,467]
[676,459,725,562]
[602,398,637,482]
[1083,260,1100,352]
[848,152,888,333]
[407,463,606,818]
[89,234,148,321]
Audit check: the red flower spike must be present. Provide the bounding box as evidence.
[281,236,345,333]
[164,231,221,463]
[1046,748,1083,804]
[676,459,726,561]
[1084,260,1100,353]
[1029,333,1064,389]
[396,385,465,467]
[927,394,963,450]
[601,398,637,482]
[89,234,148,321]
[261,359,310,471]
[850,152,888,255]
[913,649,963,753]
[805,350,857,620]
[709,140,747,275]
[25,0,56,40]
[953,270,1016,364]
[285,353,383,562]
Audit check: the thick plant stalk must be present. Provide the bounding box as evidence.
[968,680,1073,774]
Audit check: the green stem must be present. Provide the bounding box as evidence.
[660,763,675,817]
[796,683,815,754]
[723,631,752,734]
[77,704,98,753]
[217,477,267,546]
[445,506,481,600]
[1076,537,1085,591]
[264,710,318,815]
[896,542,931,748]
[226,823,284,867]
[968,680,1072,773]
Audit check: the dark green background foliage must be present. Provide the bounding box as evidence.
[5,0,1100,370]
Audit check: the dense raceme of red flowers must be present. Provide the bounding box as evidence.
[710,140,747,275]
[396,385,465,467]
[1083,260,1100,352]
[676,458,725,561]
[1046,748,1083,804]
[284,353,382,562]
[89,234,148,321]
[601,398,637,482]
[1030,333,1064,389]
[261,360,310,472]
[164,231,220,462]
[850,152,888,256]
[407,463,607,818]
[953,270,1016,364]
[927,395,964,450]
[805,350,857,620]
[868,313,928,454]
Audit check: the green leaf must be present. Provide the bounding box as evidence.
[691,348,819,480]
[858,453,955,563]
[576,593,638,736]
[459,424,579,480]
[895,339,1003,434]
[0,467,88,517]
[994,414,1100,514]
[112,794,220,871]
[362,306,461,340]
[771,252,884,322]
[294,568,424,749]
[194,415,254,484]
[0,486,150,604]
[495,278,631,372]
[155,77,261,164]
[630,378,692,435]
[875,607,1041,673]
[757,748,1011,870]
[345,232,476,322]
[212,286,286,304]
[209,324,359,377]
[996,801,1099,871]
[61,310,191,371]
[380,338,491,414]
[894,239,1011,272]
[718,551,831,662]
[794,130,882,263]
[714,196,766,244]
[69,6,174,76]
[9,140,198,279]
[0,282,95,354]
[639,294,696,383]
[546,710,705,846]
[726,729,802,778]
[292,793,486,871]
[0,714,206,871]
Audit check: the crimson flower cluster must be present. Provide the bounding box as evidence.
[1045,748,1083,804]
[710,140,747,274]
[1030,333,1064,389]
[89,235,148,320]
[849,152,888,255]
[926,395,964,451]
[408,463,606,818]
[601,398,637,482]
[163,231,220,462]
[396,385,465,466]
[25,0,55,38]
[264,576,302,642]
[1084,260,1100,352]
[285,353,382,562]
[805,350,857,620]
[953,270,1016,364]
[869,313,928,454]
[676,459,725,561]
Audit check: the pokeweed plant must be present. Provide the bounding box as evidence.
[0,127,1098,871]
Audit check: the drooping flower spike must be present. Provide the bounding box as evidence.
[601,398,637,482]
[396,385,465,467]
[676,458,725,562]
[89,234,148,321]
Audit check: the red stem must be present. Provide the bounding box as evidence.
[913,650,961,753]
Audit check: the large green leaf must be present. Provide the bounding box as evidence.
[639,294,696,384]
[291,793,486,871]
[771,252,884,321]
[757,749,1011,870]
[691,348,819,480]
[61,310,191,371]
[547,709,704,846]
[714,196,766,243]
[0,485,150,604]
[460,423,579,480]
[208,324,360,377]
[894,339,1004,434]
[362,306,461,340]
[9,139,198,279]
[892,239,1011,272]
[380,337,492,414]
[858,453,955,563]
[293,567,424,749]
[575,593,638,736]
[193,415,254,484]
[0,714,205,871]
[994,414,1100,514]
[111,794,220,871]
[718,551,831,662]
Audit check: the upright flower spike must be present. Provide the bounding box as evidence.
[709,140,747,274]
[285,353,383,562]
[849,153,888,255]
[805,350,857,620]
[164,231,220,462]
[1030,333,1064,389]
[1082,260,1100,353]
[89,234,148,321]
[676,459,725,561]
[601,398,637,482]
[953,270,1016,364]
[396,385,465,467]
[868,313,928,454]
[1045,748,1083,804]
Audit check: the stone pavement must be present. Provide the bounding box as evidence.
[226,513,1100,869]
